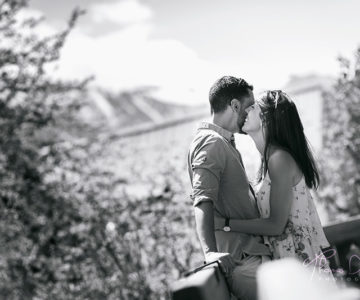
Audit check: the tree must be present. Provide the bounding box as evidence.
[0,0,91,298]
[0,1,201,299]
[319,47,360,220]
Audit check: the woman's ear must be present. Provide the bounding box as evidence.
[260,111,267,124]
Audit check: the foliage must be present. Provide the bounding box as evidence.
[318,47,360,219]
[0,1,201,299]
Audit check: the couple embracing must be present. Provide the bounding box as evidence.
[187,76,332,300]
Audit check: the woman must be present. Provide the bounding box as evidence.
[214,90,332,273]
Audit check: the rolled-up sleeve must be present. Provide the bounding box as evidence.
[189,138,225,207]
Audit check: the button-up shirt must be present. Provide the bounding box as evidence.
[188,121,271,259]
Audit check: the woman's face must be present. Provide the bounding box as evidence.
[242,102,262,134]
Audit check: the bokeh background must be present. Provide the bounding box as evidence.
[0,0,359,299]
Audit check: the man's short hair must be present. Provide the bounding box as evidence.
[209,76,253,114]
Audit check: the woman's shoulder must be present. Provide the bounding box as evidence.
[267,147,301,181]
[267,147,296,167]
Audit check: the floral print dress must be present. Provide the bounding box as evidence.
[256,173,333,274]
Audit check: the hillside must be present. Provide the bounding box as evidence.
[79,88,207,134]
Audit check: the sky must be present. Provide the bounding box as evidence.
[28,0,360,105]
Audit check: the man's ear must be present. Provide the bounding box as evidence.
[230,99,241,112]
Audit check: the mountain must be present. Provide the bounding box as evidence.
[79,87,208,136]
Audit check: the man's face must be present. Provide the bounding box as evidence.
[237,91,255,134]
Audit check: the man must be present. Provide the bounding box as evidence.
[187,76,271,300]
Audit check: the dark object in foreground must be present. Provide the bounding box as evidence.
[170,216,360,300]
[323,216,360,287]
[170,261,231,300]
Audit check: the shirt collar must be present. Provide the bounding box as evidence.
[198,121,234,142]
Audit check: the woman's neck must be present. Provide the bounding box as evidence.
[249,130,266,156]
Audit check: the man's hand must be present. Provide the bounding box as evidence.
[205,252,236,275]
[214,216,225,231]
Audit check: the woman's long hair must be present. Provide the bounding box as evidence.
[257,90,320,189]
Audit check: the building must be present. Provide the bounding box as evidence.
[283,74,334,152]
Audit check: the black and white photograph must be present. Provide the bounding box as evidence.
[0,0,360,299]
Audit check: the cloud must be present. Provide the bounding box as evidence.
[89,0,153,26]
[16,7,44,20]
[56,23,218,104]
[53,0,221,106]
[29,0,219,105]
[14,8,57,37]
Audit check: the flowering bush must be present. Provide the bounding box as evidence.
[0,1,201,299]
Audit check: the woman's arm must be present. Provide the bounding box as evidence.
[214,150,295,236]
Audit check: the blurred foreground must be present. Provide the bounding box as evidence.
[0,1,359,299]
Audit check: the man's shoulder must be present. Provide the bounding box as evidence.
[189,130,227,154]
[191,129,227,147]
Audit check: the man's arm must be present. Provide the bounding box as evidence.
[190,138,235,273]
[194,201,235,274]
[194,201,217,256]
[190,143,221,257]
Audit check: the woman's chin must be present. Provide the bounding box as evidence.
[241,124,249,133]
